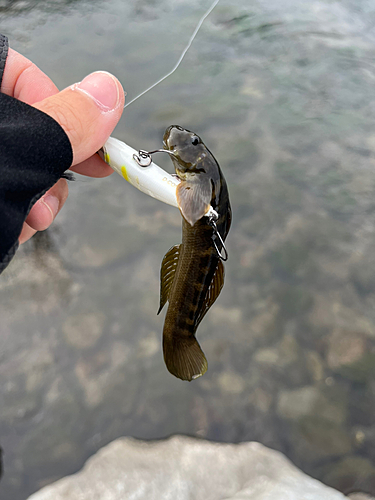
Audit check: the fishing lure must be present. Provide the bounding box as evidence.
[100,136,179,208]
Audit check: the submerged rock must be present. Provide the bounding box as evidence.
[277,385,347,425]
[62,313,105,349]
[321,456,375,497]
[27,436,350,500]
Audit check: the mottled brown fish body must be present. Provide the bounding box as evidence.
[162,218,219,380]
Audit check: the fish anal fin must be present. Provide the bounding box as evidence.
[158,244,181,314]
[163,335,208,381]
[195,259,225,328]
[176,179,211,227]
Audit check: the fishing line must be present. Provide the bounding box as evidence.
[124,0,220,108]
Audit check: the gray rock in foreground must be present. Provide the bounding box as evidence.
[27,436,351,500]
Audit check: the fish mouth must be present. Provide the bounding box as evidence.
[163,125,186,150]
[163,125,175,150]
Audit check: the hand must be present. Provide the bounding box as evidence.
[1,49,125,243]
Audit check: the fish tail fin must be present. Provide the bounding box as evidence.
[163,335,208,381]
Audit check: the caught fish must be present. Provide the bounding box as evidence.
[158,125,231,381]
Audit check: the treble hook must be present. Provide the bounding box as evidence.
[207,209,229,262]
[133,149,177,167]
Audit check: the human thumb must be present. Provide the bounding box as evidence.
[33,71,125,166]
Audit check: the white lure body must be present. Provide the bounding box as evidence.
[102,137,180,208]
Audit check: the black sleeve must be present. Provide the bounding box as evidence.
[0,36,73,274]
[0,34,8,89]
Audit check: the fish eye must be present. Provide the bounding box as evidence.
[191,136,200,146]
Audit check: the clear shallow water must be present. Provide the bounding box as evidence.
[2,0,375,498]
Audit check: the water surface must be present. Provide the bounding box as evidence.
[2,0,375,498]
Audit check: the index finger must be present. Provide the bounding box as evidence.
[1,48,58,104]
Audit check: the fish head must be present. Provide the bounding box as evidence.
[163,125,207,178]
[163,126,214,226]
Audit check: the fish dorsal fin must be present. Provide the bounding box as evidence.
[195,259,225,328]
[158,244,181,314]
[176,177,212,226]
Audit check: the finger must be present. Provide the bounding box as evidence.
[33,71,125,166]
[19,223,37,245]
[24,178,69,232]
[2,48,59,104]
[71,153,114,178]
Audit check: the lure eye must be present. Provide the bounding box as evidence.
[191,136,200,146]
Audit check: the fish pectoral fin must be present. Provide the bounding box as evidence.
[176,178,212,227]
[158,244,181,314]
[163,335,208,381]
[195,259,225,328]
